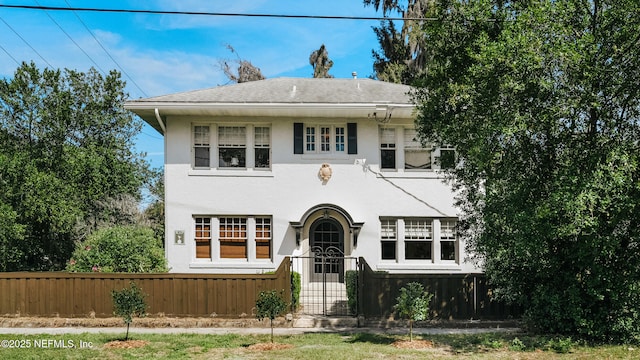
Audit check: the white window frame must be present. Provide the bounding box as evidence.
[379,127,397,170]
[304,124,347,154]
[379,218,460,264]
[404,128,432,170]
[192,216,273,263]
[193,125,211,168]
[191,124,271,171]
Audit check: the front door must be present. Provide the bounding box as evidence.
[310,218,345,283]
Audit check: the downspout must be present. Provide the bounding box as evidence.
[154,108,166,134]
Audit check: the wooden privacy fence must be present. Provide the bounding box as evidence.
[357,258,520,320]
[0,258,290,318]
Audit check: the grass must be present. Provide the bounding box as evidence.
[0,332,638,359]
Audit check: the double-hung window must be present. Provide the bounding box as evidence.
[404,129,431,170]
[438,145,456,169]
[380,219,397,260]
[193,126,210,168]
[195,217,211,259]
[218,127,246,168]
[440,220,457,260]
[404,219,433,260]
[255,218,272,259]
[254,127,270,168]
[380,128,396,169]
[294,123,356,155]
[219,217,247,258]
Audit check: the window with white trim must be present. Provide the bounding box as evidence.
[305,125,348,154]
[438,145,456,169]
[404,219,432,260]
[254,127,270,168]
[193,126,210,168]
[380,218,459,263]
[380,219,397,260]
[219,217,247,258]
[255,217,271,259]
[218,126,246,168]
[440,220,457,261]
[404,129,431,170]
[193,216,272,261]
[195,217,211,259]
[380,128,396,169]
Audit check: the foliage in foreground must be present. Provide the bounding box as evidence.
[255,290,288,343]
[0,332,636,359]
[66,225,167,273]
[410,0,640,343]
[111,281,148,340]
[394,282,433,341]
[0,62,152,271]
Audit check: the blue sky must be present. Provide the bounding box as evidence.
[0,0,384,169]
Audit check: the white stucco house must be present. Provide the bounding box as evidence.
[125,77,480,280]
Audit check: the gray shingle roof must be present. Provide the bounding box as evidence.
[129,77,413,104]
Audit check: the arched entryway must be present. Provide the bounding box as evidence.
[309,217,345,282]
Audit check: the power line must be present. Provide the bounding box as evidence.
[63,0,148,98]
[33,0,107,75]
[0,41,20,66]
[0,15,53,67]
[0,4,438,21]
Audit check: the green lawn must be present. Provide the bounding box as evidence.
[0,332,637,359]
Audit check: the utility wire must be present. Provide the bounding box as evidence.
[0,4,445,21]
[0,15,53,67]
[34,0,107,75]
[63,0,148,98]
[0,42,20,66]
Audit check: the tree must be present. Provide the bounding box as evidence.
[364,0,434,84]
[255,290,288,343]
[410,0,640,342]
[0,62,150,271]
[220,45,265,83]
[394,282,432,341]
[66,226,167,273]
[309,44,334,78]
[111,282,147,341]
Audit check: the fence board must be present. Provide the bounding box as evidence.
[358,258,520,320]
[0,258,291,318]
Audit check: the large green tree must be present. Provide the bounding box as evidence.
[365,0,434,84]
[0,62,150,271]
[411,1,640,342]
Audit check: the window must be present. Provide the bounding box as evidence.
[255,218,272,259]
[254,127,270,168]
[219,127,246,168]
[440,220,457,261]
[405,219,432,260]
[380,219,397,260]
[380,218,459,263]
[305,127,316,152]
[219,217,247,258]
[380,128,396,169]
[193,126,210,168]
[195,217,211,259]
[404,129,431,170]
[335,127,345,152]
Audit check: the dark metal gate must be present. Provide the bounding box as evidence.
[292,246,358,316]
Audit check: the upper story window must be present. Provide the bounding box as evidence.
[305,125,346,154]
[380,128,396,169]
[219,126,246,168]
[294,123,357,155]
[379,127,455,171]
[194,126,210,168]
[254,127,270,168]
[192,124,270,169]
[404,129,431,170]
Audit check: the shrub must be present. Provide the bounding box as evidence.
[67,225,167,273]
[256,290,288,343]
[111,282,147,340]
[291,271,301,311]
[345,270,358,315]
[394,282,433,341]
